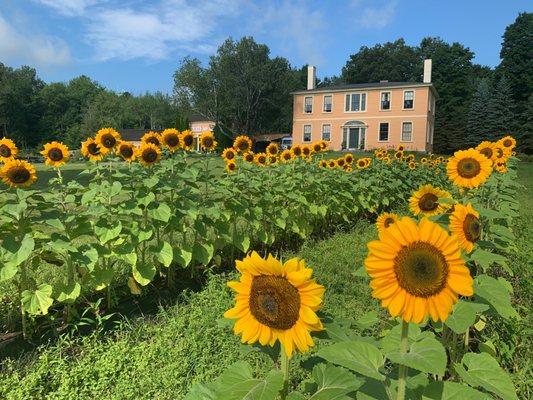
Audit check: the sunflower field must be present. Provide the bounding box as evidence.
[0,131,527,400]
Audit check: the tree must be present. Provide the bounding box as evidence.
[487,75,516,140]
[467,79,491,146]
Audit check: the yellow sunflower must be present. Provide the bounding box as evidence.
[376,212,399,236]
[116,141,136,162]
[243,152,255,163]
[383,156,392,164]
[95,128,121,154]
[449,203,481,254]
[394,150,404,161]
[476,141,496,161]
[421,157,428,164]
[233,135,253,154]
[405,154,415,163]
[254,152,268,166]
[1,159,37,188]
[266,142,279,156]
[179,130,195,151]
[497,135,516,151]
[318,159,327,168]
[319,140,328,151]
[312,142,323,153]
[81,138,104,161]
[365,217,473,323]
[222,148,237,162]
[301,145,312,158]
[343,164,353,172]
[375,151,384,160]
[40,141,70,167]
[224,252,325,357]
[161,129,181,152]
[279,149,294,163]
[409,184,452,217]
[356,158,368,169]
[397,144,405,151]
[141,131,162,147]
[0,138,18,163]
[344,153,354,164]
[447,148,492,188]
[291,145,302,158]
[494,161,508,173]
[336,157,346,168]
[200,131,217,152]
[268,155,278,165]
[225,160,237,173]
[327,159,337,169]
[137,143,161,167]
[408,161,416,170]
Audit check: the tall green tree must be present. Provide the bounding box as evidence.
[467,79,492,146]
[487,75,516,140]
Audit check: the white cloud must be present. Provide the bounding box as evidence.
[0,13,71,67]
[85,0,242,61]
[32,0,101,17]
[359,1,397,29]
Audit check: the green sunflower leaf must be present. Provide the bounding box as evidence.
[474,275,519,320]
[445,301,489,334]
[21,284,54,315]
[308,363,364,400]
[422,381,490,400]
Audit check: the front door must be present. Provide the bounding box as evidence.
[348,127,359,150]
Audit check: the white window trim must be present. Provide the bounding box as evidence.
[402,90,415,110]
[303,124,312,142]
[321,123,331,141]
[401,121,414,143]
[379,91,392,111]
[322,95,333,113]
[303,96,314,114]
[378,121,390,142]
[344,92,368,113]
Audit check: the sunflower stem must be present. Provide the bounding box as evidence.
[396,320,409,400]
[280,346,290,399]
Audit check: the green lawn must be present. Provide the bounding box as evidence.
[1,163,531,399]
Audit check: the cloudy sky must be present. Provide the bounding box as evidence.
[0,0,530,93]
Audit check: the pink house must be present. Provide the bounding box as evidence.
[189,114,216,151]
[291,60,437,152]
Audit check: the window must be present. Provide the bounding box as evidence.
[428,93,433,112]
[379,123,389,141]
[345,93,367,112]
[303,125,312,142]
[322,124,331,141]
[304,96,313,113]
[401,122,413,142]
[323,95,332,112]
[403,91,414,109]
[426,121,434,144]
[380,92,391,110]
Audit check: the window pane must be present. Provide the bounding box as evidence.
[379,123,389,141]
[351,94,360,111]
[345,94,350,111]
[305,97,312,113]
[361,93,366,111]
[324,96,332,112]
[304,125,312,142]
[381,92,390,110]
[402,122,412,141]
[404,91,414,109]
[322,125,331,141]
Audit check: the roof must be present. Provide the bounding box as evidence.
[119,128,159,141]
[188,113,215,122]
[292,81,437,96]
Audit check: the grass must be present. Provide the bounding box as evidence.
[0,162,531,399]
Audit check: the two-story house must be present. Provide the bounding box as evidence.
[291,60,437,152]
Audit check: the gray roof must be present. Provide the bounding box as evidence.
[292,81,436,95]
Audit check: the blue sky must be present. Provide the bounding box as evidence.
[1,1,530,94]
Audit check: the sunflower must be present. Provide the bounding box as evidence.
[356,158,368,169]
[376,212,399,236]
[279,149,293,163]
[243,152,255,163]
[233,135,253,154]
[222,148,237,162]
[141,131,162,147]
[437,156,445,163]
[0,138,18,162]
[266,142,279,156]
[327,159,337,169]
[343,164,353,172]
[291,145,302,158]
[498,135,516,151]
[161,129,181,152]
[344,153,354,164]
[40,141,69,167]
[421,157,428,164]
[409,184,452,217]
[312,142,323,153]
[495,161,508,173]
[317,160,327,168]
[268,155,278,165]
[383,156,392,164]
[224,252,325,357]
[447,148,492,188]
[116,141,136,162]
[319,140,328,150]
[405,154,415,163]
[375,151,384,160]
[336,157,346,168]
[476,141,496,161]
[397,144,405,151]
[95,128,121,154]
[301,145,312,158]
[394,150,404,161]
[81,138,104,161]
[254,152,267,166]
[449,203,481,253]
[225,160,237,173]
[365,217,473,323]
[1,159,37,188]
[408,161,416,170]
[200,131,217,152]
[137,143,161,166]
[179,130,195,151]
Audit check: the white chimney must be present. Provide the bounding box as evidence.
[423,59,432,83]
[307,65,316,90]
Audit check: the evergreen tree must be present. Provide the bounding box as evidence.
[487,75,516,140]
[466,79,491,146]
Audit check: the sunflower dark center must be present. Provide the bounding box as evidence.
[142,149,158,162]
[384,217,395,228]
[258,156,266,164]
[479,147,493,159]
[293,148,302,156]
[226,151,235,160]
[269,156,277,163]
[102,134,116,148]
[88,143,100,155]
[358,160,365,167]
[463,214,481,242]
[268,146,278,155]
[503,139,512,147]
[7,166,30,184]
[249,275,300,330]
[337,159,345,166]
[394,241,449,297]
[120,146,133,158]
[165,134,179,147]
[203,137,214,148]
[0,144,11,157]
[303,148,310,155]
[457,158,481,178]
[228,163,236,170]
[314,144,321,152]
[245,154,254,162]
[419,193,439,212]
[183,135,193,146]
[495,148,503,158]
[48,148,64,161]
